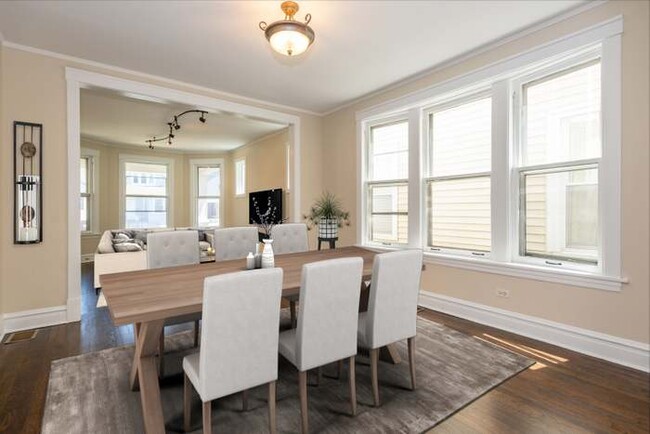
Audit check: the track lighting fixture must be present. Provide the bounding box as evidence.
[146,110,208,149]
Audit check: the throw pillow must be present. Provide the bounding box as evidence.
[114,242,143,252]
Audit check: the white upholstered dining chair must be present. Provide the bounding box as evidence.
[271,223,309,254]
[212,227,259,261]
[357,249,423,406]
[278,257,363,434]
[147,230,202,375]
[183,268,283,434]
[271,223,309,328]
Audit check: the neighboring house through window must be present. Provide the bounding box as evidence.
[235,158,246,196]
[190,159,223,227]
[120,155,172,229]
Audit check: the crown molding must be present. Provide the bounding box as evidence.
[1,40,321,117]
[321,0,609,117]
[1,0,609,118]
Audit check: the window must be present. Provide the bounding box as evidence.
[122,159,170,228]
[358,21,623,290]
[425,95,492,255]
[366,120,409,245]
[235,159,246,196]
[191,159,223,227]
[80,149,99,234]
[80,156,91,232]
[516,60,601,266]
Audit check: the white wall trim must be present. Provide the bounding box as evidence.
[67,68,303,323]
[81,253,94,263]
[2,306,69,335]
[356,16,623,121]
[323,1,608,117]
[419,292,650,373]
[2,41,320,117]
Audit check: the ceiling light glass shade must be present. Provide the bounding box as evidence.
[260,1,315,57]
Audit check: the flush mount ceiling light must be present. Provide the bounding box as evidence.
[259,1,315,57]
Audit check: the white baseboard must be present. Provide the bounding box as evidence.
[2,305,68,335]
[81,253,94,263]
[419,291,650,373]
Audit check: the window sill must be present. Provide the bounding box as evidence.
[358,244,627,292]
[81,232,101,237]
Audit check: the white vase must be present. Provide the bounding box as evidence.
[318,217,338,239]
[261,239,275,268]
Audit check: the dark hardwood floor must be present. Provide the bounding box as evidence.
[0,263,648,433]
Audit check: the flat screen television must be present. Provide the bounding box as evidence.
[249,189,283,224]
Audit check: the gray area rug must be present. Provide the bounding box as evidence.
[42,317,532,433]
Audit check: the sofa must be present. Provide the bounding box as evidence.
[93,228,215,289]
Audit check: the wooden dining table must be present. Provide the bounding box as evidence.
[101,246,401,434]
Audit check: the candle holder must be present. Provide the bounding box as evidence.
[14,122,43,244]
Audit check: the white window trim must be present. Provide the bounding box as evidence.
[80,148,100,235]
[118,154,174,229]
[356,17,624,291]
[234,158,246,198]
[189,158,224,228]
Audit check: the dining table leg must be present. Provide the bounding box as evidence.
[128,319,166,434]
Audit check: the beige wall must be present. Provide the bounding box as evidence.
[79,139,231,255]
[228,129,289,226]
[0,46,323,314]
[321,1,650,343]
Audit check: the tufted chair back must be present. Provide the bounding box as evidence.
[213,227,259,261]
[272,223,309,255]
[147,230,200,269]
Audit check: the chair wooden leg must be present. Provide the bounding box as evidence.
[348,356,357,416]
[158,328,165,377]
[299,370,309,434]
[290,301,297,329]
[315,367,322,386]
[202,400,212,434]
[193,320,200,347]
[338,360,344,380]
[268,381,277,434]
[242,389,249,411]
[408,337,416,390]
[183,373,192,432]
[370,348,380,406]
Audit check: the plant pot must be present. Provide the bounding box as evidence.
[318,217,338,239]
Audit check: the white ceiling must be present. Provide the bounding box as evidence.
[80,88,287,152]
[0,1,588,113]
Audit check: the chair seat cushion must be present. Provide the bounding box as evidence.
[278,329,297,366]
[183,352,202,397]
[358,312,369,348]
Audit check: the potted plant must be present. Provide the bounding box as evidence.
[303,192,350,239]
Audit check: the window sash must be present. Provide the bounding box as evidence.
[517,162,599,266]
[366,181,408,246]
[80,156,93,233]
[235,160,246,196]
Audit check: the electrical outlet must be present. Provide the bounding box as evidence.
[496,289,510,298]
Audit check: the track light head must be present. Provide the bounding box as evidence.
[199,112,206,123]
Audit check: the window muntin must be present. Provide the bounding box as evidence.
[517,60,602,266]
[196,165,221,227]
[426,95,492,254]
[124,161,169,228]
[80,156,91,233]
[366,120,409,245]
[235,159,246,196]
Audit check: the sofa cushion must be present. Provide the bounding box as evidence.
[114,242,143,252]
